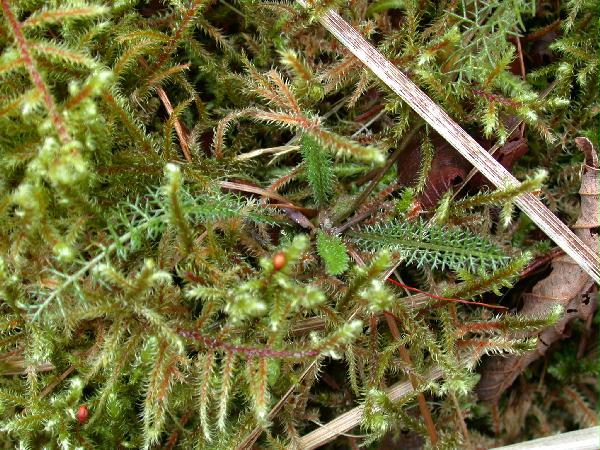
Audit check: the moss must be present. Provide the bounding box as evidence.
[0,0,597,448]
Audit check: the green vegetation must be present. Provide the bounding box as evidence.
[0,0,597,448]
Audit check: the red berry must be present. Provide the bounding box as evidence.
[76,404,89,424]
[272,252,286,271]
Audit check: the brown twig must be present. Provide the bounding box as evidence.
[384,313,439,446]
[450,391,473,449]
[523,19,561,42]
[147,0,204,76]
[39,365,76,398]
[513,36,526,81]
[138,57,192,162]
[335,186,398,234]
[386,278,508,311]
[519,247,564,280]
[156,86,192,162]
[219,180,316,217]
[577,311,595,359]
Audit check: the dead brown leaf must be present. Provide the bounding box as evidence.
[476,137,599,404]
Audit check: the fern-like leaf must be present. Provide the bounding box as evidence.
[350,219,509,273]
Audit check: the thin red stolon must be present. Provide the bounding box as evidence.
[385,277,508,311]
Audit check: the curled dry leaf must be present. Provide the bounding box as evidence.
[476,137,599,404]
[397,131,528,209]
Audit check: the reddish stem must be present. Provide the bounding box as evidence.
[165,411,193,450]
[471,88,521,109]
[148,0,204,75]
[178,329,323,359]
[519,248,564,279]
[1,0,70,143]
[386,277,508,311]
[354,103,384,123]
[456,321,504,337]
[384,312,439,445]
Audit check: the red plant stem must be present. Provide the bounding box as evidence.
[1,0,70,144]
[165,411,193,450]
[457,338,509,351]
[491,404,501,436]
[519,248,564,279]
[523,19,561,42]
[384,312,439,445]
[514,36,526,81]
[385,277,508,311]
[354,103,384,123]
[178,329,323,359]
[138,56,192,162]
[471,88,521,108]
[148,0,204,75]
[456,321,503,337]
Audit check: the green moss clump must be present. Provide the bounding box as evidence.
[0,0,597,448]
